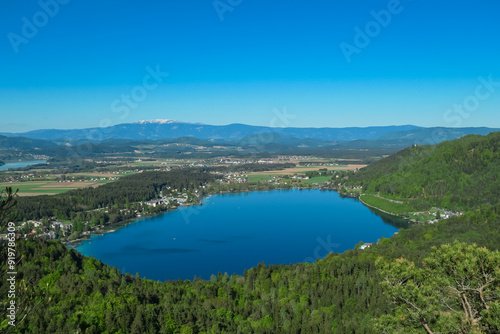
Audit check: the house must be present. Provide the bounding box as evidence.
[51,222,64,229]
[47,231,59,239]
[360,243,373,250]
[146,199,162,207]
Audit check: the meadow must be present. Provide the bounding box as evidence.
[360,194,416,215]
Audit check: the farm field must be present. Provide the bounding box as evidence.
[1,180,105,196]
[71,172,125,177]
[249,164,367,175]
[294,165,348,168]
[302,176,332,184]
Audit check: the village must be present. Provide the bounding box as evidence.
[0,187,199,244]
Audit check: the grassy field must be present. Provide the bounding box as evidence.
[0,170,137,196]
[409,212,436,222]
[0,167,141,197]
[246,174,275,182]
[360,194,415,215]
[1,181,104,196]
[303,176,332,184]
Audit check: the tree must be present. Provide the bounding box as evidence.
[375,241,500,333]
[0,187,18,232]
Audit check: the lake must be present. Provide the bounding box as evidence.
[75,189,401,281]
[0,160,47,171]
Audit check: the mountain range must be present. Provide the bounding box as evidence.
[1,120,419,141]
[1,120,499,147]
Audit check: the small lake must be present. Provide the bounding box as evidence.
[0,160,47,171]
[75,189,401,281]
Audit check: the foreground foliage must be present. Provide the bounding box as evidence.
[375,241,500,333]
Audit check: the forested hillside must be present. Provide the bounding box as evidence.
[346,132,500,211]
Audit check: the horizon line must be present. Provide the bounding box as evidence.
[2,120,499,134]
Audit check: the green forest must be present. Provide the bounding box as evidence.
[7,169,214,222]
[345,132,500,211]
[1,133,500,333]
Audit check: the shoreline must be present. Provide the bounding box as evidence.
[64,198,207,247]
[65,187,405,249]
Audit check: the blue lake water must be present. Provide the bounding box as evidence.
[75,189,400,281]
[0,160,47,171]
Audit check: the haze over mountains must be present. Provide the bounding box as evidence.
[2,120,499,148]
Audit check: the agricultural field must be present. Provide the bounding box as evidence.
[294,165,348,169]
[302,176,332,184]
[0,181,100,196]
[249,164,366,176]
[0,173,133,196]
[121,159,199,167]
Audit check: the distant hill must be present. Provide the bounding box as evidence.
[377,126,499,144]
[0,135,57,149]
[2,121,499,148]
[233,133,336,148]
[0,120,420,141]
[346,132,500,211]
[3,123,500,162]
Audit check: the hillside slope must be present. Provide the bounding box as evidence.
[346,132,500,210]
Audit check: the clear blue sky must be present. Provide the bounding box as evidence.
[1,0,499,132]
